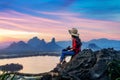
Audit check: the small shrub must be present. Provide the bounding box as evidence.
[0,71,15,80]
[107,60,120,80]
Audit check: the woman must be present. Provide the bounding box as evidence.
[59,28,82,64]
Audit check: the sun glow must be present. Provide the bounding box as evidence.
[0,29,39,35]
[0,28,40,42]
[0,37,4,42]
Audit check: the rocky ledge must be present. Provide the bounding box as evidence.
[41,48,120,80]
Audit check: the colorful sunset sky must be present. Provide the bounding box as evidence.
[0,0,120,43]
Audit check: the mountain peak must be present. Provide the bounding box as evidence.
[17,41,26,45]
[90,38,108,42]
[51,37,55,43]
[41,39,45,42]
[9,42,17,47]
[28,36,40,44]
[32,36,40,40]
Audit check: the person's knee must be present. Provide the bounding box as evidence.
[62,51,67,55]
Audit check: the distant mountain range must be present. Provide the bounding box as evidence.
[0,37,120,54]
[57,38,120,51]
[3,37,62,53]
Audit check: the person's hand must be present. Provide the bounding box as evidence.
[70,48,73,51]
[66,46,71,50]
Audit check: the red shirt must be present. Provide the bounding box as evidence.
[72,38,81,54]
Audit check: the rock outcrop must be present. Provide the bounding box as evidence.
[40,48,120,80]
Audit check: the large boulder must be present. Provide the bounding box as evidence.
[40,48,120,80]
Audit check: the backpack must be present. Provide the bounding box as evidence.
[75,37,82,48]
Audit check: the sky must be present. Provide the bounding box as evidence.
[0,0,120,43]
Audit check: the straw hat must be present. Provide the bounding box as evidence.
[68,28,79,37]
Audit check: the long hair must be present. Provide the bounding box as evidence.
[71,35,79,38]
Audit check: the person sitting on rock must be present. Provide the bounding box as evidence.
[59,28,82,64]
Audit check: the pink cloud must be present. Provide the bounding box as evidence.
[0,10,120,42]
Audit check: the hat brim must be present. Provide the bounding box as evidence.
[68,30,79,37]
